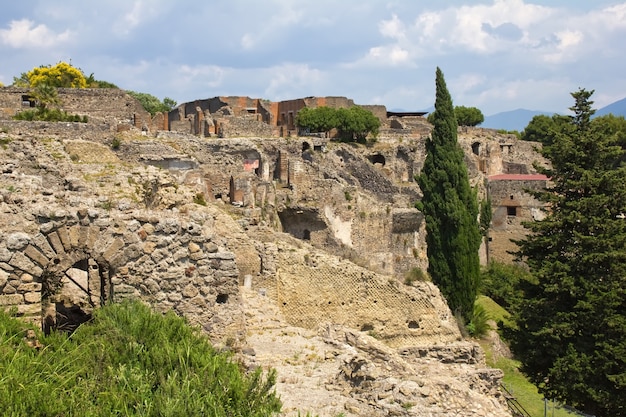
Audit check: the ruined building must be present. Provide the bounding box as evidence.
[0,87,547,416]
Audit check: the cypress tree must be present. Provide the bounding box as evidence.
[417,67,481,321]
[512,89,626,417]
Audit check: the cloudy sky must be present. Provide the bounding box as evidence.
[1,0,625,116]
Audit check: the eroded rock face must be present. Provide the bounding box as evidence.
[0,123,520,416]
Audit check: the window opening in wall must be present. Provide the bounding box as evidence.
[216,294,229,304]
[303,229,311,240]
[288,111,294,129]
[510,195,514,200]
[408,320,420,329]
[302,142,311,152]
[21,95,36,107]
[471,141,481,156]
[507,206,517,216]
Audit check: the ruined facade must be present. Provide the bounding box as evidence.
[0,88,548,415]
[487,174,549,263]
[0,87,156,130]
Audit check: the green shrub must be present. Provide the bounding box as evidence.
[404,267,429,285]
[480,261,535,310]
[0,301,282,416]
[467,303,490,338]
[13,108,87,122]
[193,193,207,206]
[110,136,121,150]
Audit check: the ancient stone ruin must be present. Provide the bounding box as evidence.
[0,87,548,416]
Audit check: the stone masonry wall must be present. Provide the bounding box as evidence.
[0,87,151,128]
[0,208,244,341]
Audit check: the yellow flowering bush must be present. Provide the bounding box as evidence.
[26,62,87,88]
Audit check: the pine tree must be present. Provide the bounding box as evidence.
[512,89,626,417]
[417,68,481,321]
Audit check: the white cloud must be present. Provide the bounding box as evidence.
[264,63,324,100]
[542,29,584,63]
[113,1,160,36]
[379,14,406,40]
[417,0,553,53]
[0,19,71,48]
[240,5,303,50]
[179,64,227,89]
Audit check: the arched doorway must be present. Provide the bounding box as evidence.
[42,257,112,334]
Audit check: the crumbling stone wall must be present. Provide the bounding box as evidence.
[0,87,151,129]
[488,176,548,263]
[0,209,244,341]
[256,238,459,349]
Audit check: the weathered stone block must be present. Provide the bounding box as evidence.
[6,232,30,250]
[20,273,33,283]
[0,294,24,305]
[182,284,199,298]
[24,245,49,267]
[8,252,43,277]
[69,225,81,248]
[32,233,56,259]
[57,227,72,251]
[17,303,41,317]
[3,284,16,294]
[18,282,42,292]
[0,269,8,288]
[46,231,65,254]
[103,238,125,262]
[168,292,183,302]
[189,251,206,261]
[24,291,41,303]
[143,241,156,254]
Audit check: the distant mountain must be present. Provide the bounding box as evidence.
[395,97,626,132]
[482,109,553,132]
[596,97,626,117]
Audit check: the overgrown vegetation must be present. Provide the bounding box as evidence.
[480,261,534,311]
[13,62,88,88]
[13,83,87,122]
[14,108,88,122]
[0,301,281,416]
[12,61,117,89]
[427,104,485,127]
[126,91,177,116]
[296,105,380,143]
[403,267,430,285]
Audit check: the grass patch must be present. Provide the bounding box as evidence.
[476,296,577,417]
[475,295,512,328]
[0,301,281,416]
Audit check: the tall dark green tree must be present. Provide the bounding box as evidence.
[512,89,626,417]
[417,67,481,321]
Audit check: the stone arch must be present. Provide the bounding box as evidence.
[42,255,113,334]
[2,210,244,342]
[2,217,133,333]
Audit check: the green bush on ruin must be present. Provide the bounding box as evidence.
[0,300,281,416]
